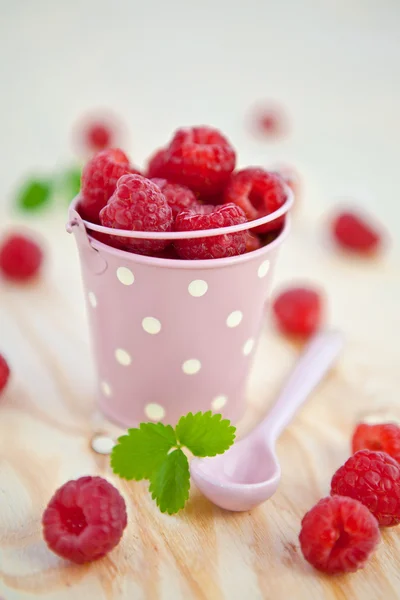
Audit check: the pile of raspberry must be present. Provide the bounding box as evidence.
[78,126,289,260]
[299,420,400,574]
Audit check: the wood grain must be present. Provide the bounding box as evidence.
[1,212,400,600]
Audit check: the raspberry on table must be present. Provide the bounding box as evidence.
[146,147,170,179]
[0,233,43,281]
[224,168,287,233]
[80,148,133,223]
[42,476,127,564]
[99,174,173,255]
[352,423,400,464]
[272,286,323,338]
[174,203,248,260]
[299,495,380,574]
[331,450,400,527]
[151,178,198,219]
[0,353,10,395]
[331,210,382,254]
[164,126,236,196]
[86,122,113,152]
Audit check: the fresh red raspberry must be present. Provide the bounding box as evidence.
[251,103,289,139]
[153,245,180,260]
[86,122,113,152]
[224,168,287,233]
[146,147,169,179]
[42,476,127,564]
[151,178,198,219]
[164,126,236,196]
[174,203,247,260]
[331,211,382,253]
[331,450,400,527]
[80,148,132,223]
[272,287,323,338]
[100,174,172,254]
[0,354,10,395]
[352,423,400,463]
[0,233,43,281]
[246,232,261,253]
[299,495,380,574]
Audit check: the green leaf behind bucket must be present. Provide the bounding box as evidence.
[16,178,52,212]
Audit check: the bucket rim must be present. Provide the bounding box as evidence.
[85,213,290,269]
[68,187,294,241]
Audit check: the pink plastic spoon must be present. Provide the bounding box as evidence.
[190,330,343,511]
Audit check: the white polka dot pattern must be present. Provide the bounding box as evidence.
[188,279,208,297]
[142,317,161,335]
[101,381,112,397]
[226,310,243,328]
[145,403,166,421]
[211,395,228,411]
[88,292,97,308]
[117,266,135,285]
[258,260,270,278]
[115,348,132,366]
[76,218,281,428]
[182,359,201,375]
[243,339,255,356]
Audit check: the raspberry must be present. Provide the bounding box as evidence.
[331,450,400,527]
[151,178,198,219]
[99,174,172,254]
[272,287,323,338]
[164,126,236,196]
[299,496,380,574]
[174,203,247,260]
[80,148,132,223]
[246,232,261,253]
[153,245,180,260]
[146,147,169,179]
[0,233,43,281]
[224,168,287,233]
[251,103,288,139]
[0,354,10,395]
[86,122,113,152]
[352,423,400,463]
[42,476,127,564]
[332,211,382,253]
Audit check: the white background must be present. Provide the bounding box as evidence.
[0,0,399,248]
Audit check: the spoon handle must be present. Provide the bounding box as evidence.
[257,330,344,442]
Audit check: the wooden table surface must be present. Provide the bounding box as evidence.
[1,209,400,600]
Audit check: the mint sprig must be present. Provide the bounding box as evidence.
[111,423,177,481]
[16,178,52,212]
[149,449,190,515]
[111,411,236,514]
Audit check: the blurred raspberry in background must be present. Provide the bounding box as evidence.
[72,110,126,157]
[249,101,290,140]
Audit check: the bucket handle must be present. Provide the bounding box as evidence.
[66,208,108,275]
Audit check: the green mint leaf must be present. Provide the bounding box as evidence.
[111,422,177,480]
[16,178,52,212]
[175,411,236,457]
[149,449,190,514]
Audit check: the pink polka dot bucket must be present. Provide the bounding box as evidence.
[67,190,293,428]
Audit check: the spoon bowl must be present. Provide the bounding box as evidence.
[192,441,281,512]
[190,330,344,512]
